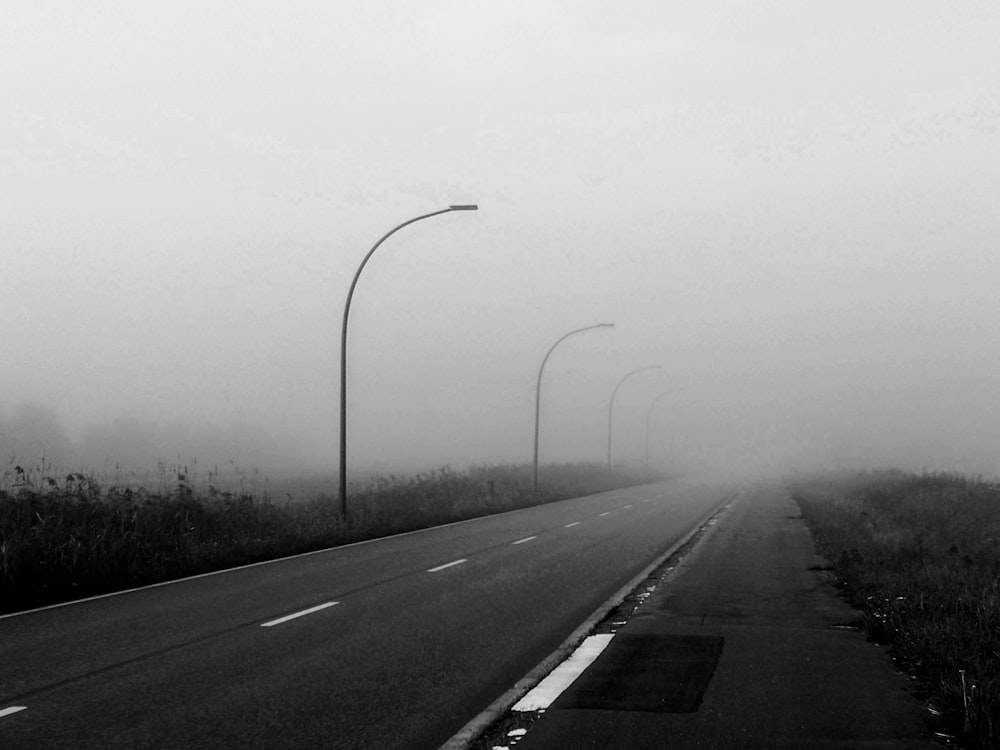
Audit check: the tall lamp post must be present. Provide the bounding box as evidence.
[644,388,682,477]
[339,205,478,516]
[533,323,615,493]
[607,365,661,477]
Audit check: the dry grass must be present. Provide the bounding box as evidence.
[0,458,655,615]
[792,471,1000,748]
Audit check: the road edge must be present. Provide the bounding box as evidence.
[0,480,671,622]
[439,483,744,750]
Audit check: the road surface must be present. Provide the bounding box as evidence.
[0,477,732,749]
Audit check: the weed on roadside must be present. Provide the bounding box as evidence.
[793,472,1000,749]
[0,461,655,615]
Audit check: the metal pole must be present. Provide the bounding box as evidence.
[533,323,614,493]
[607,365,661,478]
[339,205,478,516]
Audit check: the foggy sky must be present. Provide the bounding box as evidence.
[4,2,1000,478]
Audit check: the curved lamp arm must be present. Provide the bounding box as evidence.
[339,205,478,514]
[533,322,615,492]
[607,365,662,476]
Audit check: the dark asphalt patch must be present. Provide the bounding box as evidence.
[555,634,724,713]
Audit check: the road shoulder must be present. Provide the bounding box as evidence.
[514,481,935,749]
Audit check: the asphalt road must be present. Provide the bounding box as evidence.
[0,477,733,749]
[515,482,934,749]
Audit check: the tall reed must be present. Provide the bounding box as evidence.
[1,460,655,614]
[793,472,1000,748]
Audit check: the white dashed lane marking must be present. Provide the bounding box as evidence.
[623,504,633,508]
[512,536,537,545]
[564,521,581,528]
[599,512,611,517]
[261,601,339,627]
[428,559,468,573]
[0,706,27,719]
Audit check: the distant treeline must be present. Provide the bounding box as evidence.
[0,402,305,474]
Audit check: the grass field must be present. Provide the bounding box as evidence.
[0,458,658,615]
[792,471,1000,749]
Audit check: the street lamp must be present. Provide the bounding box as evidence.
[607,365,662,477]
[533,323,615,493]
[644,388,683,477]
[338,205,478,515]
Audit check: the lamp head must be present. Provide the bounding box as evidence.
[449,204,479,211]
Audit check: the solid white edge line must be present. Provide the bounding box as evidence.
[564,521,581,528]
[0,706,27,718]
[260,601,338,627]
[439,482,745,750]
[511,634,615,711]
[3,480,680,621]
[428,558,468,573]
[0,488,596,621]
[511,536,537,545]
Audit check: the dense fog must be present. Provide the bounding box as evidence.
[5,2,1000,482]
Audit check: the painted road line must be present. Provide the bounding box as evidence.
[512,634,615,711]
[512,536,537,545]
[599,512,611,517]
[0,706,27,719]
[261,601,339,627]
[428,558,468,573]
[1,494,566,623]
[564,521,581,528]
[623,504,633,508]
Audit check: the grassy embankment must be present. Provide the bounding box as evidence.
[1,459,657,615]
[792,472,1000,749]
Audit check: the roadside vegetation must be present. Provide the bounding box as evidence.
[0,458,658,615]
[792,471,1000,749]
